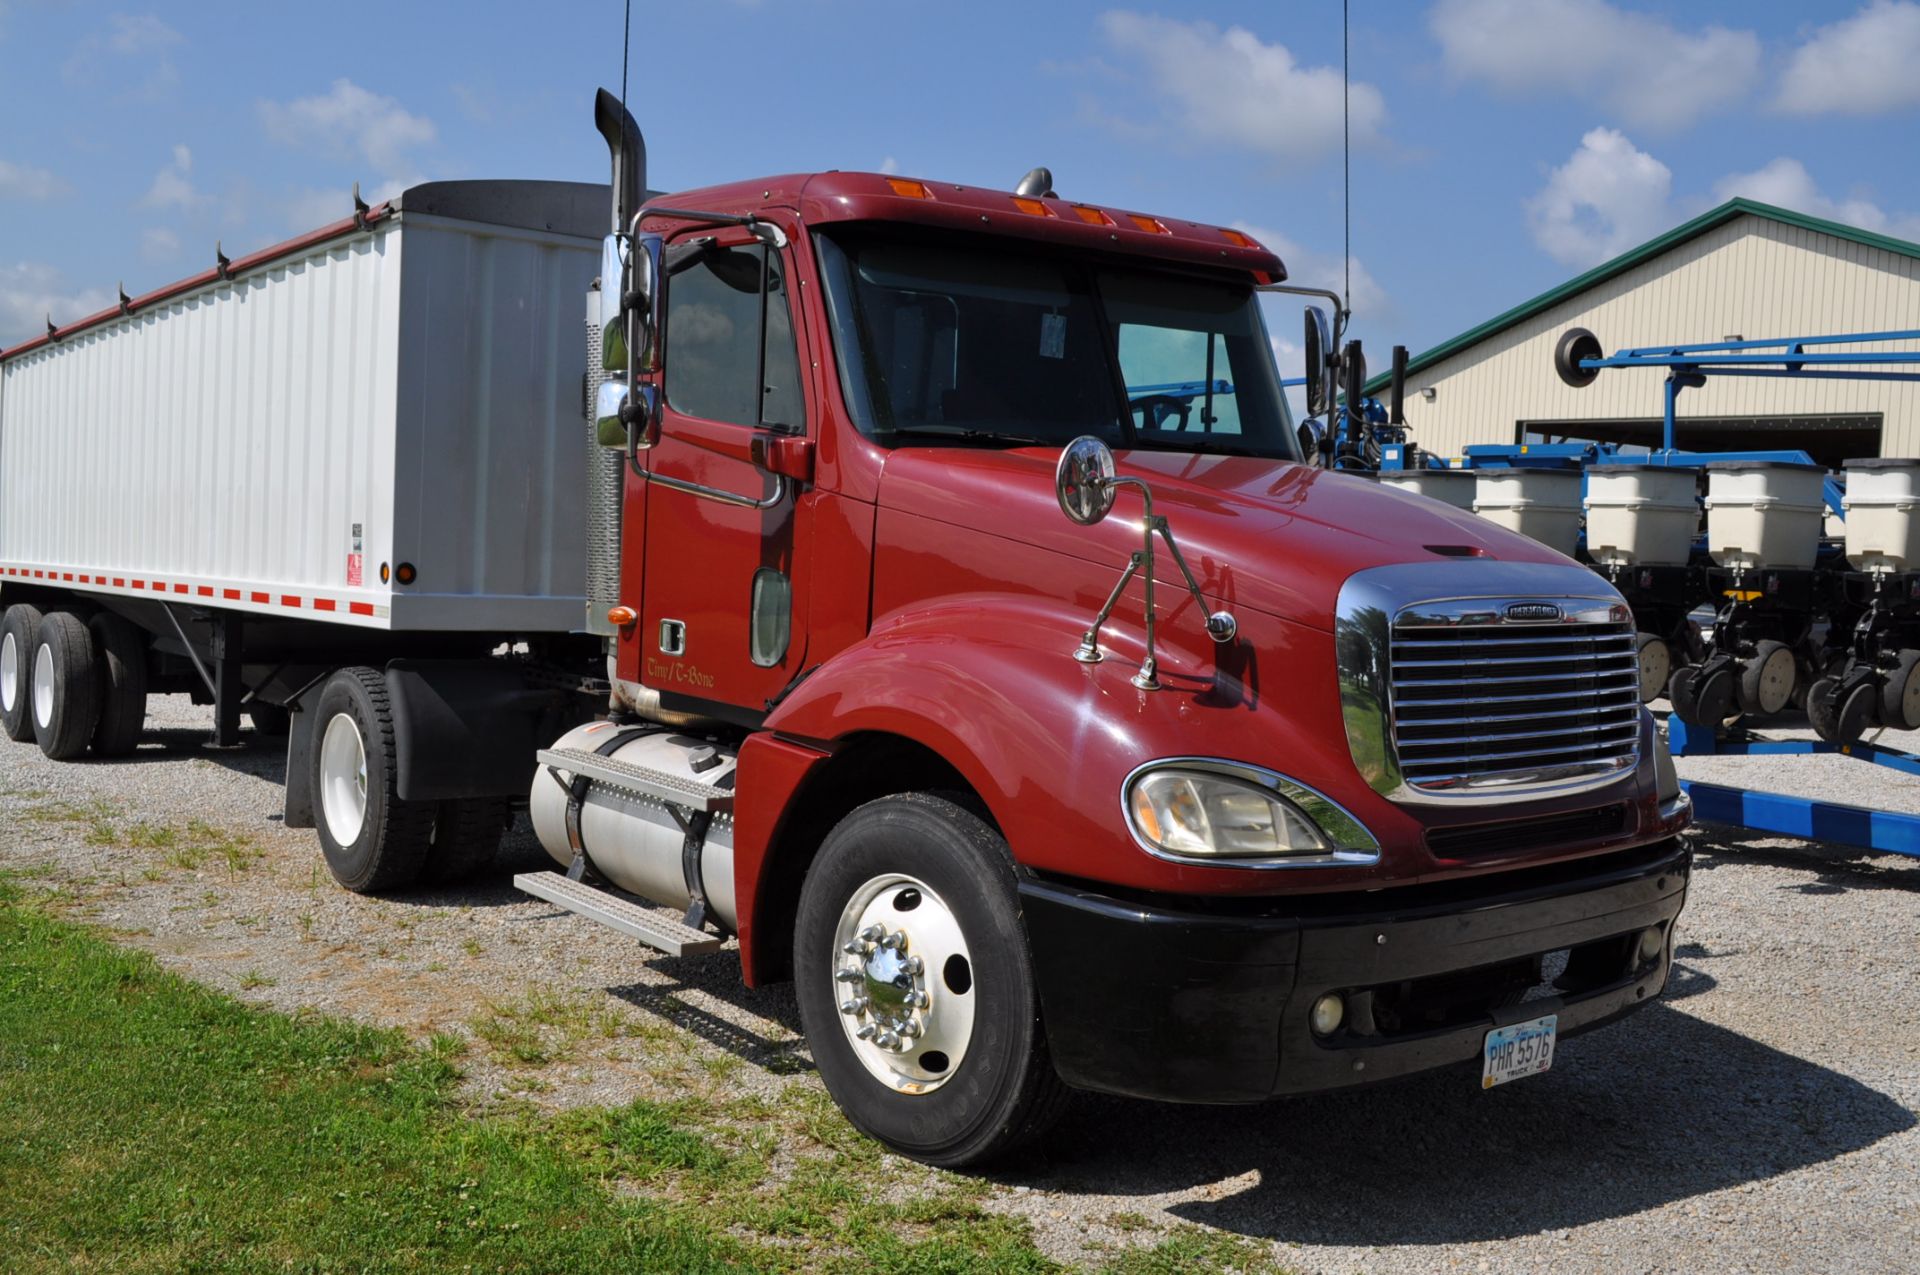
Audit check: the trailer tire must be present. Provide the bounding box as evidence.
[312,667,435,893]
[423,797,511,884]
[31,611,102,761]
[1,603,45,743]
[1882,649,1920,731]
[89,612,148,757]
[793,793,1068,1169]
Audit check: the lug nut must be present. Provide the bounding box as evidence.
[875,1030,900,1050]
[842,940,867,955]
[899,1021,922,1039]
[903,956,924,975]
[906,990,929,1009]
[835,968,862,984]
[840,997,867,1016]
[855,1024,876,1040]
[859,924,884,943]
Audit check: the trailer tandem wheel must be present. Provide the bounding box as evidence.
[89,612,149,757]
[0,603,45,743]
[312,667,437,893]
[32,612,102,761]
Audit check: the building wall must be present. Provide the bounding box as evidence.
[1398,214,1920,460]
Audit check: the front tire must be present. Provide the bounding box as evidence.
[32,611,101,760]
[311,667,435,893]
[793,793,1067,1168]
[0,603,45,742]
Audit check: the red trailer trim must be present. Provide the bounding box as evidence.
[0,559,392,626]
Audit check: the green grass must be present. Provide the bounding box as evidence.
[0,876,1289,1273]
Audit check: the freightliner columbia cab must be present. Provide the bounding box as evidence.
[498,95,1696,1166]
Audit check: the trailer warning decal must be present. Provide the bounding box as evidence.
[348,523,365,587]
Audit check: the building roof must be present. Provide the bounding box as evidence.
[1364,197,1920,393]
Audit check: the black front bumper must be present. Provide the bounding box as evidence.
[1020,838,1691,1104]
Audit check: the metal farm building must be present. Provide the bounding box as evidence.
[1373,198,1920,466]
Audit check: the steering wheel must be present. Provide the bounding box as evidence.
[1133,395,1191,431]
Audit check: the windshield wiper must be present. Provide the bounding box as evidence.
[884,424,1056,447]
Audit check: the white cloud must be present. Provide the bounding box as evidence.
[1713,158,1920,241]
[1233,221,1389,317]
[878,156,900,176]
[1524,129,1920,269]
[1776,1,1920,115]
[258,79,437,191]
[1525,127,1673,268]
[1096,11,1385,161]
[63,13,184,100]
[139,227,180,262]
[0,263,116,348]
[0,158,65,200]
[1431,0,1759,130]
[139,143,205,211]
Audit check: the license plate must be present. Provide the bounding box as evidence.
[1482,1013,1557,1089]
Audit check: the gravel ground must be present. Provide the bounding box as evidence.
[3,692,1916,1273]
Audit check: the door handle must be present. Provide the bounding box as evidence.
[649,469,790,510]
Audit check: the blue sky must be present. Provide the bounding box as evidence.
[5,0,1920,377]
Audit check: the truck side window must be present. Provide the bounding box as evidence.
[665,245,805,429]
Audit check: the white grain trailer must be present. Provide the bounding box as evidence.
[0,180,613,886]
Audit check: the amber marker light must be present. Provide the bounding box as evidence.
[1070,205,1114,226]
[886,178,932,199]
[1220,228,1259,248]
[1011,196,1053,217]
[1127,214,1170,234]
[607,605,637,627]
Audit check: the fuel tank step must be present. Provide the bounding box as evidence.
[513,871,724,956]
[536,747,735,814]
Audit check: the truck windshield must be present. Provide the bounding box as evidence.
[815,227,1299,460]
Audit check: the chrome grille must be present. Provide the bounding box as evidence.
[584,301,624,636]
[1390,619,1641,792]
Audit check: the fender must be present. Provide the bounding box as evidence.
[759,593,1399,899]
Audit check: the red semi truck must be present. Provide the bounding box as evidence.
[0,92,1692,1165]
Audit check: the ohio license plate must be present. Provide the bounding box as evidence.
[1482,1013,1557,1089]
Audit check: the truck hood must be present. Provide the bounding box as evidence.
[877,447,1570,630]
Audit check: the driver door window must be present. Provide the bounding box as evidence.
[665,245,805,429]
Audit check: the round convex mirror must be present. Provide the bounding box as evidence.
[1055,435,1118,525]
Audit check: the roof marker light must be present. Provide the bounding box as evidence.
[1220,228,1259,248]
[886,178,932,199]
[1127,214,1170,235]
[1011,196,1054,217]
[1070,205,1114,226]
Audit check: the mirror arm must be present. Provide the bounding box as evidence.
[1256,283,1350,333]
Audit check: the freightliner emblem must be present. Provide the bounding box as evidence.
[1504,602,1563,622]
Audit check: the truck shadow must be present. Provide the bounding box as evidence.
[1686,825,1920,894]
[996,999,1913,1245]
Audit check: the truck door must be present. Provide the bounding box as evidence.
[637,220,814,717]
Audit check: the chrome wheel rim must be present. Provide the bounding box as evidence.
[831,873,975,1094]
[0,631,16,713]
[31,642,54,731]
[319,712,369,846]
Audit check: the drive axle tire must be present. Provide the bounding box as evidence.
[32,611,101,761]
[311,667,435,893]
[0,603,44,743]
[89,612,148,758]
[423,797,512,884]
[793,793,1068,1169]
[1882,649,1920,732]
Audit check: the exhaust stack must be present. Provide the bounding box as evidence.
[584,89,647,638]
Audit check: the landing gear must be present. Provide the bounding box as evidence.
[794,793,1066,1167]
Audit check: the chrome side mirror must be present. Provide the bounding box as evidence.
[1057,435,1236,690]
[1055,435,1118,525]
[1303,306,1333,418]
[595,231,666,452]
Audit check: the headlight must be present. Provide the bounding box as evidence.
[1123,763,1380,866]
